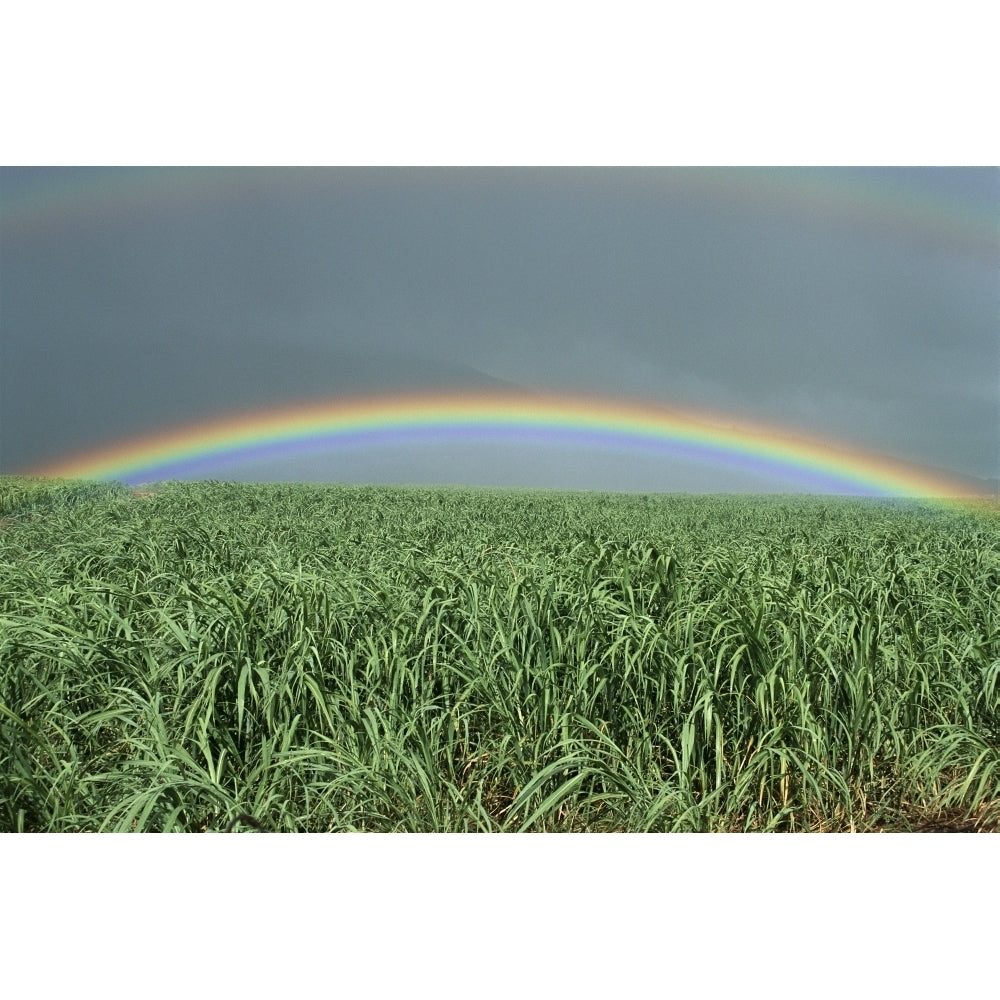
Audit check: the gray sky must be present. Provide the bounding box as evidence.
[1,166,996,493]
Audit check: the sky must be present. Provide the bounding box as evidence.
[1,166,997,494]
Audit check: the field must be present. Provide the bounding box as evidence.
[1,476,998,832]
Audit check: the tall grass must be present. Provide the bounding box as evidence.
[2,477,997,831]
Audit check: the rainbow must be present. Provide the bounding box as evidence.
[6,171,995,508]
[3,167,996,261]
[26,392,989,505]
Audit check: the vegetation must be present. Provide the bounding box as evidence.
[1,476,997,832]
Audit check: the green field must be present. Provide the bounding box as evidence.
[2,476,997,832]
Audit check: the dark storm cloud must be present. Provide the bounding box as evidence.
[1,166,996,491]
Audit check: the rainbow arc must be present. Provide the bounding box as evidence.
[27,392,988,505]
